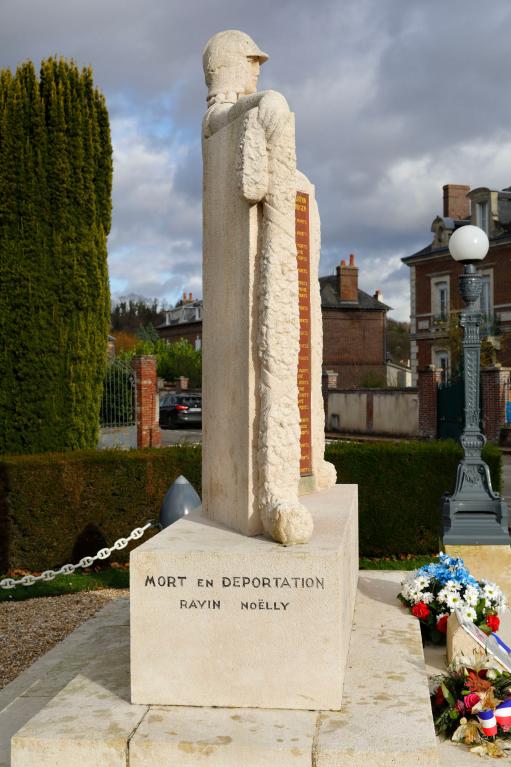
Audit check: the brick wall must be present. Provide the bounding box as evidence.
[131,355,161,449]
[443,184,470,220]
[322,309,386,388]
[417,365,441,438]
[481,367,510,441]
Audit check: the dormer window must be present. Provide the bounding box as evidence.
[475,200,489,233]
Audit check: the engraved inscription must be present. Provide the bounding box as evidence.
[296,191,312,476]
[144,573,326,612]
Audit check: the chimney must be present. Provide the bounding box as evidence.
[443,184,470,220]
[182,291,187,303]
[373,289,383,302]
[189,292,193,302]
[336,253,359,303]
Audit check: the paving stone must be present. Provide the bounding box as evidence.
[130,706,317,767]
[11,675,147,767]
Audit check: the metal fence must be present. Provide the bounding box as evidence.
[99,358,136,427]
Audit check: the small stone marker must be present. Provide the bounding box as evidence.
[447,607,511,670]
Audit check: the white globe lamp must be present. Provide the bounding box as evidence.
[448,225,489,262]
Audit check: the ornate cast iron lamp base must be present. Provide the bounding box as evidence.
[442,263,510,545]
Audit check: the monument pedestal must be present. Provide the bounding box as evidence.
[130,484,358,711]
[10,573,439,767]
[444,544,511,604]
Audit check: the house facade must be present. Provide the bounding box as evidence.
[156,292,203,349]
[157,257,390,390]
[402,183,511,386]
[320,254,390,388]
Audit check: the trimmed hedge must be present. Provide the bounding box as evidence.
[326,440,502,556]
[0,440,503,571]
[0,445,201,572]
[0,60,112,454]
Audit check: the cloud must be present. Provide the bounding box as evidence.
[108,111,201,302]
[2,0,511,320]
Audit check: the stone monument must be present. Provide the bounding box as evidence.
[130,29,358,711]
[201,29,336,546]
[9,34,440,767]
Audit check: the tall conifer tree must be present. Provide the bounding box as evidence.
[0,58,112,453]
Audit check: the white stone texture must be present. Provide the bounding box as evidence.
[130,706,317,767]
[10,572,441,767]
[130,484,358,710]
[315,571,439,767]
[202,30,334,546]
[10,675,147,767]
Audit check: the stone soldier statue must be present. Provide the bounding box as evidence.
[202,30,336,546]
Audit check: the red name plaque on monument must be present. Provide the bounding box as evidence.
[295,192,312,476]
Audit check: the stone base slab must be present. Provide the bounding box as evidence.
[10,572,439,767]
[130,484,358,710]
[444,544,511,603]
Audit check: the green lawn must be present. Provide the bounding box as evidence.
[0,567,129,602]
[1,556,432,601]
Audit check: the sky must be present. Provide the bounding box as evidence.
[2,1,511,321]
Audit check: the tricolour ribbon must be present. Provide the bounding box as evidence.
[493,633,511,654]
[478,709,497,737]
[495,700,511,730]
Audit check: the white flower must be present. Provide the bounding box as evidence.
[464,586,480,607]
[483,583,499,601]
[437,588,449,605]
[421,591,434,605]
[414,576,430,591]
[460,605,477,621]
[445,580,462,592]
[407,588,424,605]
[445,592,464,610]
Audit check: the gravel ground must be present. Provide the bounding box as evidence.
[0,589,129,689]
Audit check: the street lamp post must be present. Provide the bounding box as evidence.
[442,225,510,545]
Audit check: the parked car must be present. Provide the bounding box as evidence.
[159,393,202,429]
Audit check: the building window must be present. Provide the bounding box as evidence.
[479,271,493,335]
[431,277,450,321]
[434,349,450,384]
[475,201,489,233]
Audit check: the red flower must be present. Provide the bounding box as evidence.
[463,693,480,713]
[436,615,449,634]
[411,602,430,620]
[433,686,445,706]
[486,614,500,632]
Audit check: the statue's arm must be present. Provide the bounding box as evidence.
[204,90,290,138]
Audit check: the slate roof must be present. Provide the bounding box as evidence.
[319,275,391,311]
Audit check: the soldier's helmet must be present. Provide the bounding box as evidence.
[203,30,268,101]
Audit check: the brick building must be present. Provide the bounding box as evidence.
[320,254,390,388]
[402,183,511,386]
[156,292,203,349]
[158,257,390,390]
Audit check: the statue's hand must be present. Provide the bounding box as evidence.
[257,91,289,137]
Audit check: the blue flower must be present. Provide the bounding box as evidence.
[416,554,479,588]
